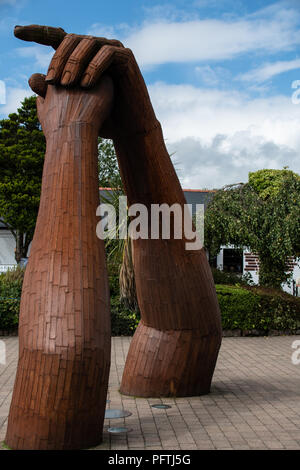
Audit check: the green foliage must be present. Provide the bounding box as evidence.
[0,266,24,330]
[108,262,140,336]
[0,267,299,335]
[101,187,127,262]
[248,168,299,200]
[101,185,138,311]
[216,284,300,331]
[110,296,140,336]
[0,96,46,262]
[211,267,254,286]
[109,259,140,336]
[205,169,300,288]
[98,138,122,189]
[216,285,260,330]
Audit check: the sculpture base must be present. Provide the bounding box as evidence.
[5,348,109,450]
[120,321,221,398]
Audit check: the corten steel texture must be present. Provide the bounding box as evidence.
[115,124,222,397]
[9,25,222,410]
[5,77,114,450]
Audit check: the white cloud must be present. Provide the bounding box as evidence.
[87,22,132,39]
[168,133,298,189]
[87,23,117,38]
[142,3,199,22]
[192,0,240,7]
[0,85,30,115]
[0,80,5,104]
[15,45,53,69]
[148,82,300,188]
[195,65,231,86]
[123,5,300,68]
[238,58,300,83]
[0,0,26,11]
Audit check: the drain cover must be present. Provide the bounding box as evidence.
[108,426,132,434]
[105,409,132,419]
[151,404,172,409]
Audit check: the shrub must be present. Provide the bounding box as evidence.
[1,265,299,336]
[247,286,300,331]
[0,266,24,330]
[110,296,140,336]
[216,284,260,330]
[216,284,300,332]
[108,263,140,335]
[211,267,254,286]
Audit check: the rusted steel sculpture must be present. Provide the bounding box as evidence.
[6,24,222,449]
[5,54,114,450]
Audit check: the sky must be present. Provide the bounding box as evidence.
[0,0,299,189]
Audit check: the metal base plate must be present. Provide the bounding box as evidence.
[151,404,172,409]
[108,426,132,434]
[105,409,132,419]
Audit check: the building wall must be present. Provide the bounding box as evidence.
[243,249,300,295]
[0,229,17,272]
[216,246,300,295]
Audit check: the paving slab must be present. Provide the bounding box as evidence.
[0,334,300,450]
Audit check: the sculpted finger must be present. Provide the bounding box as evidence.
[81,46,130,88]
[60,37,99,86]
[94,37,124,48]
[46,34,82,83]
[80,46,115,88]
[14,25,66,50]
[28,73,48,98]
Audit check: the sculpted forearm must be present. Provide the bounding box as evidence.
[113,123,185,207]
[6,81,113,450]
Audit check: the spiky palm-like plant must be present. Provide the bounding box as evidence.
[100,188,138,311]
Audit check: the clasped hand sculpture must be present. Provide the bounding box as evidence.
[5,25,222,450]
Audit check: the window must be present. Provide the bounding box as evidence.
[223,249,243,273]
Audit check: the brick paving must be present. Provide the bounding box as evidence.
[1,334,300,450]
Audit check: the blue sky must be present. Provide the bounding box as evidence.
[0,0,299,188]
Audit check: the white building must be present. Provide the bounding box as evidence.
[0,221,17,272]
[214,245,300,295]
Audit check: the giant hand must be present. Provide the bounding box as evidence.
[14,24,158,139]
[11,26,222,405]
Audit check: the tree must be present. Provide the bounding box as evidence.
[98,137,122,188]
[0,96,45,263]
[205,169,300,289]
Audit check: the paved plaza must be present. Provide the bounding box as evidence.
[0,334,300,450]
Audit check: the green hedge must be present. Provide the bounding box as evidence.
[107,263,140,335]
[0,266,140,335]
[110,296,140,336]
[216,284,300,332]
[211,267,254,286]
[1,267,299,335]
[216,284,260,330]
[0,266,24,330]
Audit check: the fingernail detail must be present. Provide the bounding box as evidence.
[46,69,56,82]
[61,71,71,85]
[81,73,91,87]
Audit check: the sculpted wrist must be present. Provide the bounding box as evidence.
[42,120,99,142]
